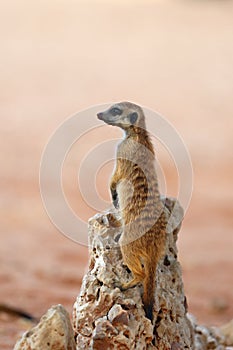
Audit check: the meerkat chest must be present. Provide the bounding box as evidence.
[116,137,140,159]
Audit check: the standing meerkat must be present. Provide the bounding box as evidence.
[97,102,167,322]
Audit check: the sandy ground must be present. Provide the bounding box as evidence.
[0,1,233,348]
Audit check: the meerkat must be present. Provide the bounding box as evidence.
[97,101,167,322]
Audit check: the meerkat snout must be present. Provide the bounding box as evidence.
[97,112,104,120]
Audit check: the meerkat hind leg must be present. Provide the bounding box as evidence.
[121,254,145,290]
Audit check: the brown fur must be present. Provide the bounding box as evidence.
[97,102,167,322]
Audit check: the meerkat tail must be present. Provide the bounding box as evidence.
[142,261,156,322]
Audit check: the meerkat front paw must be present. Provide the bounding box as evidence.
[106,212,122,228]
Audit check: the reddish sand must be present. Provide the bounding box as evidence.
[0,1,232,348]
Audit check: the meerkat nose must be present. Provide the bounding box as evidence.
[97,112,104,120]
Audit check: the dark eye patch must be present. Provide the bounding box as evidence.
[110,107,122,116]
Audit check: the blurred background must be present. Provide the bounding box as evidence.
[0,1,232,348]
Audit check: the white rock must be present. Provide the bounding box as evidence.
[14,304,76,350]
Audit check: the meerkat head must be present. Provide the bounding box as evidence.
[97,101,146,131]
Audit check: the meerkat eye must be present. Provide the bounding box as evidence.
[110,107,122,116]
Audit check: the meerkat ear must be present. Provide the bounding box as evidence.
[129,112,138,124]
